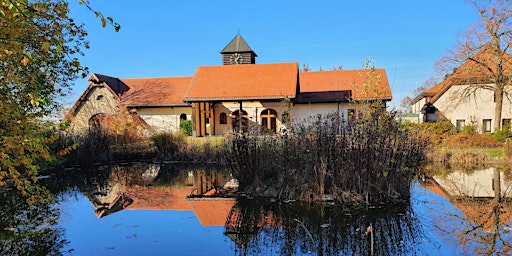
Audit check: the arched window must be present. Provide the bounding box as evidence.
[89,113,110,135]
[260,109,277,133]
[231,110,248,133]
[180,113,187,121]
[219,112,227,124]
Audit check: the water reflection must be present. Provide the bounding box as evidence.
[225,198,425,255]
[74,164,238,220]
[420,165,512,255]
[0,190,68,255]
[5,163,512,255]
[51,164,428,255]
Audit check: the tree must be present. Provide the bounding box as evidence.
[401,76,438,113]
[436,0,511,131]
[0,0,118,197]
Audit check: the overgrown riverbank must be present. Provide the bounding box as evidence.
[409,121,512,165]
[53,111,428,206]
[52,115,512,206]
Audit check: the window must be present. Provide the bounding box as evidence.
[88,113,111,135]
[231,110,248,133]
[482,119,492,133]
[260,109,278,133]
[219,112,227,124]
[96,95,104,100]
[502,119,511,130]
[180,113,187,121]
[456,119,465,131]
[347,109,356,123]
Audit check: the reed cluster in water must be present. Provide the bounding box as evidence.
[225,112,428,205]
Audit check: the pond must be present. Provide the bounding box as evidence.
[1,163,511,255]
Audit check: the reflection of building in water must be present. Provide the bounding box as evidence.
[193,170,238,195]
[428,167,512,198]
[421,167,512,231]
[83,173,133,218]
[84,165,162,218]
[82,165,238,225]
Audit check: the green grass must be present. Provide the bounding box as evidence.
[444,148,504,158]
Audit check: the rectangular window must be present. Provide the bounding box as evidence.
[347,109,355,123]
[502,119,511,130]
[482,119,492,133]
[456,119,465,131]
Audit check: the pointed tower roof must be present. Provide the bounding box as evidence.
[220,33,257,56]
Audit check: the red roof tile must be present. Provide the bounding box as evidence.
[188,198,237,226]
[299,69,392,100]
[430,47,512,103]
[126,187,194,211]
[184,62,299,101]
[120,77,192,107]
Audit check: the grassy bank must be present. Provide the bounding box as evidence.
[409,121,512,165]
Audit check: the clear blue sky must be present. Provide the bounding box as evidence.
[67,0,479,109]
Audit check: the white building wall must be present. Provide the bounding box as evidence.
[435,85,512,132]
[412,97,428,123]
[137,106,192,133]
[292,102,355,123]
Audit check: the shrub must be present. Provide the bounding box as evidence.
[150,132,185,160]
[443,133,499,148]
[420,121,456,135]
[180,120,192,136]
[493,127,512,143]
[504,138,512,159]
[461,124,478,135]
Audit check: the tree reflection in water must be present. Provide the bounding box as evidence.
[0,188,68,255]
[8,163,512,255]
[225,198,425,255]
[421,165,512,255]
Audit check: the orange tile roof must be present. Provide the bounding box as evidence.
[184,62,299,101]
[423,81,445,95]
[299,69,392,100]
[125,187,194,211]
[188,198,237,226]
[430,46,512,103]
[120,76,192,107]
[122,186,238,226]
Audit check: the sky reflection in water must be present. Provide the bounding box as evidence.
[41,164,512,255]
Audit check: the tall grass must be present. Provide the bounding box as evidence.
[225,112,428,205]
[55,130,225,166]
[54,129,154,166]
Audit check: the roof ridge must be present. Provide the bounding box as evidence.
[220,33,257,55]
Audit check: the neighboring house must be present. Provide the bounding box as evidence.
[411,47,512,133]
[65,33,392,136]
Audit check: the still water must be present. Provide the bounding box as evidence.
[1,164,511,255]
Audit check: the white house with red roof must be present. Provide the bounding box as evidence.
[65,33,392,136]
[411,47,512,133]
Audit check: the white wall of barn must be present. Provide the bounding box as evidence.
[137,106,192,133]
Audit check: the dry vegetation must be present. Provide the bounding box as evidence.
[224,112,427,205]
[407,121,511,165]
